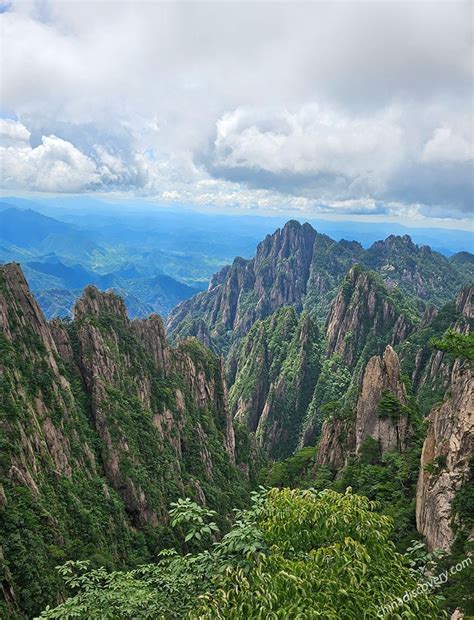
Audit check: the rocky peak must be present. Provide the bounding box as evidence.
[325,266,406,368]
[0,264,62,386]
[208,265,231,291]
[168,221,319,348]
[371,234,416,254]
[168,221,471,354]
[354,345,411,454]
[74,285,128,322]
[255,220,316,269]
[0,263,57,353]
[1,266,248,615]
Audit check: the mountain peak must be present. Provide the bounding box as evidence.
[376,233,415,250]
[325,265,409,367]
[74,285,128,322]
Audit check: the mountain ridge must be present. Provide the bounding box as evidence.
[168,219,473,353]
[0,262,249,617]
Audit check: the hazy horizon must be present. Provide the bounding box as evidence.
[1,1,473,230]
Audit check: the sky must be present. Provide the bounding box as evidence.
[0,1,473,229]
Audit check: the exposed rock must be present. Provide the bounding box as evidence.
[416,360,474,552]
[354,345,411,454]
[420,305,438,328]
[71,287,238,524]
[131,314,169,371]
[316,346,412,468]
[325,266,411,368]
[456,284,474,319]
[230,308,321,458]
[168,223,472,355]
[168,221,319,349]
[315,417,355,470]
[0,263,247,616]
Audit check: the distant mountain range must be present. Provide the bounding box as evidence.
[1,196,473,319]
[0,203,209,318]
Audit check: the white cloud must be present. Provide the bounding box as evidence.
[1,120,98,192]
[0,1,472,222]
[0,118,31,147]
[421,126,473,164]
[211,105,403,197]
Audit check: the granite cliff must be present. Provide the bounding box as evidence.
[0,263,247,617]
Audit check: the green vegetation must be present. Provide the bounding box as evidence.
[229,308,323,459]
[377,389,419,424]
[39,488,442,619]
[265,441,424,550]
[431,329,474,364]
[0,272,248,619]
[301,354,351,443]
[261,446,317,487]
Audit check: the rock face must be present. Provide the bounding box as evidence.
[416,360,473,551]
[325,266,412,368]
[354,345,412,453]
[316,346,413,467]
[315,417,355,469]
[168,221,472,355]
[229,265,416,459]
[0,263,246,618]
[415,288,474,552]
[397,287,473,418]
[229,308,321,458]
[168,221,320,350]
[70,286,236,525]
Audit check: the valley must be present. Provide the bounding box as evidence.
[0,219,473,618]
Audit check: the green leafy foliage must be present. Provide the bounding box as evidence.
[261,446,317,487]
[431,329,474,364]
[169,498,219,545]
[39,488,443,619]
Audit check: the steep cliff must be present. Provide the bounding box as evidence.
[398,286,472,416]
[167,221,320,352]
[325,265,415,369]
[354,345,412,454]
[229,308,321,458]
[416,359,473,552]
[0,264,247,618]
[230,264,418,459]
[316,346,414,468]
[299,268,415,449]
[415,287,473,553]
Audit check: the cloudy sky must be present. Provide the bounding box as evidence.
[0,1,473,228]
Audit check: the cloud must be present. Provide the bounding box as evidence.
[0,117,31,147]
[421,126,473,164]
[205,103,474,215]
[208,105,404,199]
[0,120,98,192]
[0,1,472,223]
